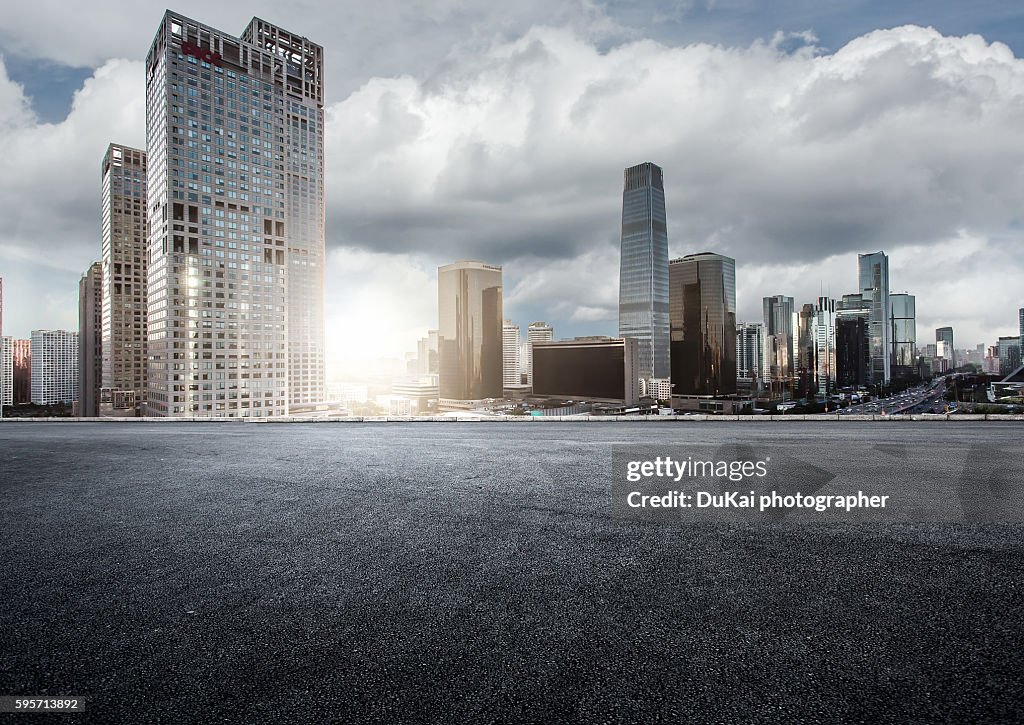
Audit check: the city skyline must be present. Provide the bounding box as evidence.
[2,7,1024,376]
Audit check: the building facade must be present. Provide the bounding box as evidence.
[531,337,639,404]
[669,253,736,396]
[736,321,765,394]
[618,162,670,384]
[524,321,554,386]
[78,262,103,417]
[101,144,149,412]
[890,293,916,380]
[10,339,30,404]
[858,252,890,385]
[998,336,1021,376]
[935,327,954,370]
[31,330,79,405]
[502,320,520,387]
[1,337,10,409]
[437,261,503,404]
[811,296,836,396]
[763,294,795,399]
[144,11,325,417]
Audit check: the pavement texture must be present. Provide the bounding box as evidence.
[1,422,1022,724]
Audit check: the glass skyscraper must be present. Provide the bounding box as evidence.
[145,11,325,417]
[763,294,795,399]
[858,252,890,386]
[890,293,916,378]
[935,326,954,369]
[669,253,736,396]
[437,261,503,403]
[618,162,669,383]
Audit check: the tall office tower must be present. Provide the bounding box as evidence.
[935,327,954,370]
[0,278,3,417]
[889,293,916,380]
[618,162,670,385]
[736,321,765,393]
[502,320,520,387]
[795,302,816,398]
[437,261,503,404]
[101,144,149,412]
[858,252,890,385]
[145,12,325,417]
[811,296,836,396]
[525,321,554,386]
[669,253,736,396]
[1019,308,1023,345]
[78,262,103,417]
[11,339,31,404]
[1,337,11,409]
[998,336,1021,376]
[836,317,868,387]
[31,330,79,405]
[762,294,795,399]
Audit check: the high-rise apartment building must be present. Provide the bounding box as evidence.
[78,262,103,417]
[102,144,149,412]
[736,321,765,393]
[619,162,670,384]
[10,339,30,405]
[502,320,520,387]
[890,293,916,380]
[145,11,325,417]
[31,330,78,405]
[437,261,503,404]
[763,295,795,399]
[1019,308,1023,346]
[1,337,10,411]
[858,252,890,385]
[935,327,954,370]
[669,253,736,396]
[525,321,554,386]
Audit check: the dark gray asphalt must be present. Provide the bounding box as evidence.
[1,422,1022,724]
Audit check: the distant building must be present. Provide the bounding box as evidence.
[390,377,439,414]
[669,253,737,396]
[795,302,816,398]
[811,297,837,396]
[524,321,554,386]
[532,337,639,404]
[1,337,11,409]
[415,330,439,376]
[836,316,868,388]
[618,162,670,385]
[11,339,30,404]
[101,144,148,413]
[936,327,955,370]
[438,261,503,405]
[763,294,795,399]
[736,322,765,394]
[502,320,520,387]
[998,336,1021,376]
[890,293,916,380]
[31,330,78,405]
[78,262,103,417]
[859,252,890,385]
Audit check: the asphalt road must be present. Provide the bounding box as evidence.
[1,422,1022,724]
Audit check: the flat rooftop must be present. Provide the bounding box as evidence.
[1,422,1022,722]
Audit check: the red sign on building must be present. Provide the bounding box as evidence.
[182,40,222,67]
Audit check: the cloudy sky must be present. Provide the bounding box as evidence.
[1,1,1023,377]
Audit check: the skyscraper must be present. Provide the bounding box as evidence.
[795,302,816,398]
[763,295,795,399]
[31,330,78,405]
[890,293,916,380]
[1019,308,1023,346]
[618,162,669,385]
[145,11,325,417]
[525,321,554,386]
[1,337,11,411]
[858,252,890,385]
[502,320,520,387]
[811,296,836,396]
[11,339,31,405]
[998,336,1021,376]
[736,321,765,393]
[437,261,503,403]
[935,327,954,370]
[669,253,736,396]
[102,144,149,413]
[78,262,103,417]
